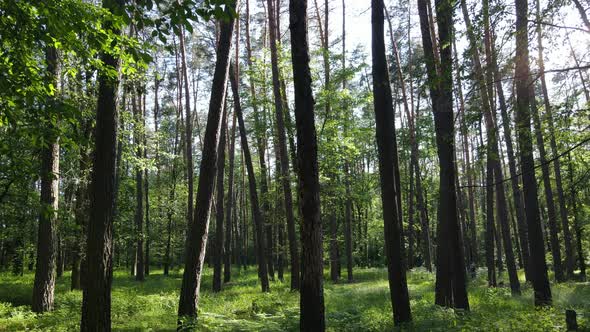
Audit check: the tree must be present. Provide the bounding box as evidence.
[213,106,227,292]
[371,0,412,324]
[289,0,325,329]
[514,0,552,306]
[177,1,239,322]
[32,45,60,313]
[230,63,270,292]
[80,0,125,329]
[417,0,469,309]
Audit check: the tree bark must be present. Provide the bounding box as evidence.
[177,4,238,322]
[372,0,412,324]
[514,0,552,306]
[289,0,325,329]
[80,0,124,329]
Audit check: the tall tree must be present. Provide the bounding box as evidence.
[371,0,412,324]
[417,0,469,309]
[535,0,574,279]
[289,0,325,329]
[460,0,520,295]
[132,84,145,282]
[230,63,270,292]
[32,45,60,313]
[177,2,238,322]
[213,105,227,292]
[266,0,299,290]
[514,0,552,306]
[80,0,124,329]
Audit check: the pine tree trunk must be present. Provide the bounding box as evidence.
[80,1,124,329]
[224,108,237,283]
[418,0,469,309]
[230,63,270,292]
[372,0,412,324]
[177,5,239,322]
[535,0,574,279]
[289,0,325,329]
[514,0,552,306]
[213,106,228,292]
[485,152,497,287]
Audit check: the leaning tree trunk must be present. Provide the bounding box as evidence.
[267,0,299,288]
[535,0,574,279]
[33,45,60,313]
[213,106,227,292]
[80,0,124,329]
[230,62,270,292]
[371,0,412,324]
[461,0,520,295]
[514,0,552,306]
[177,4,238,323]
[289,0,325,329]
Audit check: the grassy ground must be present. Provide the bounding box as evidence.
[0,267,588,331]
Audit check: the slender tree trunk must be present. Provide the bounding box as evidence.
[372,0,412,324]
[530,85,563,283]
[514,0,552,306]
[289,0,325,328]
[491,32,531,281]
[213,105,228,292]
[179,25,194,245]
[269,0,301,289]
[177,5,238,322]
[535,0,574,279]
[230,62,270,292]
[568,154,586,280]
[485,151,497,287]
[80,1,124,329]
[224,108,237,283]
[133,86,145,282]
[461,0,519,294]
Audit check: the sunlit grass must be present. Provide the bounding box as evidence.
[0,267,588,331]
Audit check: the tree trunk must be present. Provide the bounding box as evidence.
[568,154,586,280]
[491,31,531,281]
[230,62,270,292]
[32,45,60,313]
[461,0,520,295]
[224,107,237,283]
[535,0,574,279]
[213,105,228,292]
[485,152,497,287]
[177,5,238,322]
[80,0,124,328]
[132,86,145,282]
[289,0,325,329]
[372,0,412,324]
[514,0,552,306]
[530,85,563,283]
[418,0,469,309]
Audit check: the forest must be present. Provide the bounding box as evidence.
[0,0,589,330]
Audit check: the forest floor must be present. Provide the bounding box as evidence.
[0,267,588,331]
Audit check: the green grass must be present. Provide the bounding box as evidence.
[0,267,588,331]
